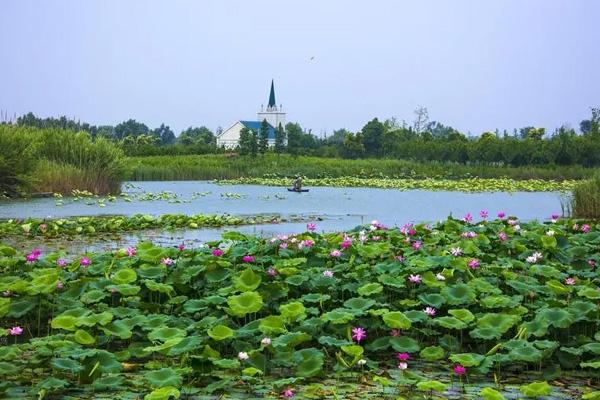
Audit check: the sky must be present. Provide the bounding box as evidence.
[1,0,599,136]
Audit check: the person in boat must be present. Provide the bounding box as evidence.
[292,175,303,191]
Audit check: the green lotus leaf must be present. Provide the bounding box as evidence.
[536,308,574,329]
[321,309,355,324]
[508,342,543,363]
[582,391,600,400]
[357,282,383,296]
[448,309,475,323]
[234,268,261,292]
[343,297,375,313]
[212,358,241,369]
[0,361,20,375]
[108,284,140,296]
[205,268,230,283]
[183,299,206,314]
[546,279,570,295]
[480,387,506,400]
[112,268,137,284]
[272,332,311,348]
[0,298,10,318]
[144,280,175,296]
[480,295,522,309]
[436,317,468,330]
[519,381,552,397]
[207,325,234,341]
[578,287,600,300]
[382,311,412,330]
[51,315,78,331]
[227,291,263,317]
[582,343,600,355]
[541,235,557,248]
[449,353,485,367]
[258,315,286,335]
[166,336,204,356]
[404,310,429,323]
[242,367,263,376]
[74,329,96,345]
[101,320,132,339]
[77,311,114,327]
[294,348,324,378]
[418,293,446,308]
[6,296,36,318]
[148,327,186,342]
[341,345,364,358]
[81,289,108,304]
[416,380,447,392]
[442,284,476,305]
[37,377,69,391]
[50,358,84,373]
[286,274,309,286]
[581,361,600,369]
[420,346,445,361]
[145,368,182,388]
[473,313,520,339]
[279,301,307,323]
[82,349,122,373]
[319,336,353,347]
[569,301,596,320]
[378,274,405,288]
[92,375,126,391]
[302,293,331,303]
[390,336,420,353]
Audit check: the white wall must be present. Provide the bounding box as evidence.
[216,121,244,149]
[257,111,286,129]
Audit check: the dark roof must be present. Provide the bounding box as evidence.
[268,79,276,108]
[240,120,277,139]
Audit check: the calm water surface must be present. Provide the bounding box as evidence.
[0,181,567,251]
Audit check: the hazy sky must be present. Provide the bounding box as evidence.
[1,0,598,136]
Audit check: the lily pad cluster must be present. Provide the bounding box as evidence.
[217,176,577,192]
[0,215,599,398]
[0,213,317,238]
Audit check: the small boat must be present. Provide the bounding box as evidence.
[287,188,309,193]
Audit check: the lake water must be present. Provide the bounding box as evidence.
[0,181,567,251]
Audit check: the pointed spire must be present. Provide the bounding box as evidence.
[268,79,276,109]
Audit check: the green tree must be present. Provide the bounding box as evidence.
[152,123,176,145]
[259,119,270,153]
[114,119,149,139]
[275,123,286,154]
[361,118,385,156]
[342,132,365,159]
[250,129,259,156]
[286,122,304,155]
[178,126,215,145]
[238,127,253,155]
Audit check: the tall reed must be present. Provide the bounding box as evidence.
[572,174,600,218]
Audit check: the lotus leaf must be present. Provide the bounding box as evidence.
[536,308,574,329]
[234,268,261,292]
[416,380,447,392]
[145,368,182,388]
[442,284,476,305]
[449,353,485,367]
[382,311,412,329]
[227,291,263,317]
[357,282,383,296]
[279,301,306,323]
[390,336,420,353]
[294,348,324,378]
[74,329,96,345]
[50,358,84,373]
[112,268,137,284]
[480,387,506,400]
[207,325,234,341]
[519,381,552,397]
[420,346,445,361]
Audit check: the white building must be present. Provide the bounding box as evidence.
[217,80,286,148]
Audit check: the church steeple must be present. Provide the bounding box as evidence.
[268,79,276,109]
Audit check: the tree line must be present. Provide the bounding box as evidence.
[7,107,600,166]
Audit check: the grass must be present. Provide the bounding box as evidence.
[126,154,599,182]
[572,174,600,218]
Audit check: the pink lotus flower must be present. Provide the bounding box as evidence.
[267,268,278,277]
[397,352,410,361]
[408,274,422,284]
[177,244,185,251]
[454,365,466,375]
[461,231,477,239]
[395,255,405,263]
[424,306,436,316]
[589,259,597,268]
[352,327,367,343]
[282,388,295,398]
[300,239,314,248]
[480,210,489,219]
[468,259,480,269]
[572,224,580,231]
[3,290,11,297]
[56,258,67,267]
[341,236,353,249]
[507,219,517,226]
[581,224,591,233]
[9,326,23,336]
[498,232,508,242]
[390,329,401,337]
[126,247,137,257]
[212,248,223,257]
[330,249,342,257]
[242,255,255,263]
[80,257,91,266]
[323,270,334,278]
[463,213,473,223]
[261,337,272,346]
[450,247,462,257]
[565,277,576,285]
[397,362,408,370]
[412,241,422,250]
[25,251,40,264]
[161,257,175,266]
[306,222,316,232]
[56,281,64,289]
[39,223,48,232]
[551,214,560,222]
[238,351,249,361]
[497,211,506,219]
[279,242,288,250]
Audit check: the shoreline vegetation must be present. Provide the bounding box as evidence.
[0,215,599,398]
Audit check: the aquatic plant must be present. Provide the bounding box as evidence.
[0,215,598,397]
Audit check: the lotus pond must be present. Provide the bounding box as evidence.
[0,215,599,399]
